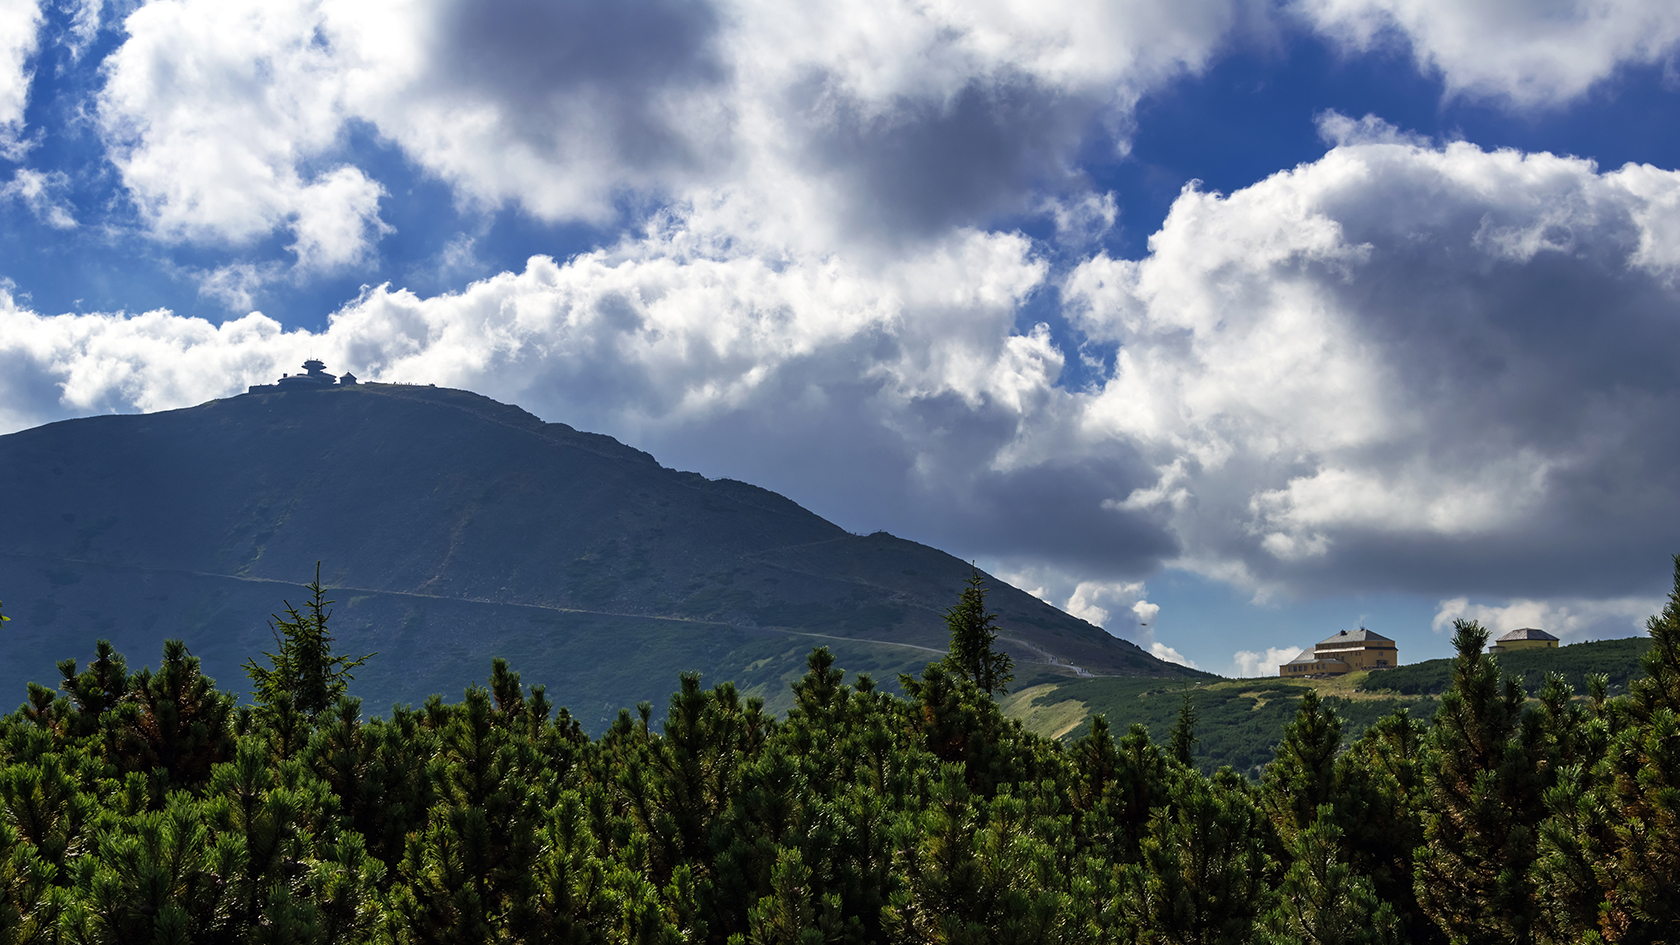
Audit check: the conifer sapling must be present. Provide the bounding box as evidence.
[244,563,374,717]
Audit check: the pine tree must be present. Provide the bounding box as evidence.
[1627,554,1680,721]
[0,751,92,878]
[1535,555,1680,944]
[109,639,236,790]
[1261,690,1343,846]
[1333,710,1440,945]
[56,640,128,738]
[1069,716,1121,814]
[243,564,374,718]
[0,815,61,945]
[741,846,843,945]
[942,568,1014,696]
[1259,807,1400,945]
[1117,767,1273,945]
[1414,620,1543,945]
[1170,690,1199,768]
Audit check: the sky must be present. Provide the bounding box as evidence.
[3,0,1680,677]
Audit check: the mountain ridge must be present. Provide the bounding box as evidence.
[0,381,1201,724]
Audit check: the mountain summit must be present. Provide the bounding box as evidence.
[0,382,1199,725]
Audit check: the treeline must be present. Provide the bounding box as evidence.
[0,563,1677,944]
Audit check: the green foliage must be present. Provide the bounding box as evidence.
[941,568,1014,696]
[0,555,1677,943]
[1037,677,1439,777]
[1117,767,1273,945]
[1169,690,1199,768]
[1414,620,1546,945]
[1260,690,1342,846]
[1360,637,1652,697]
[1259,808,1400,945]
[244,564,374,718]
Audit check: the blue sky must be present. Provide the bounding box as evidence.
[4,0,1680,676]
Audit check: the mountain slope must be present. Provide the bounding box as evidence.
[0,382,1201,725]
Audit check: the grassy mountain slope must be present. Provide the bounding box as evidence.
[1002,638,1651,776]
[1355,637,1652,697]
[0,383,1198,725]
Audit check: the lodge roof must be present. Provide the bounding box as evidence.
[1284,649,1349,667]
[1494,627,1559,643]
[1315,627,1394,647]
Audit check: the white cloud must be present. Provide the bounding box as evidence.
[287,166,391,271]
[1230,646,1299,678]
[97,0,382,265]
[1315,110,1430,149]
[992,562,1154,636]
[0,0,41,159]
[1297,0,1680,107]
[0,220,1061,494]
[1065,131,1680,600]
[60,0,105,61]
[1432,595,1660,643]
[2,169,75,228]
[94,0,1242,265]
[1042,191,1119,248]
[0,292,298,432]
[194,262,284,313]
[1060,582,1159,633]
[1150,641,1198,668]
[7,121,1680,628]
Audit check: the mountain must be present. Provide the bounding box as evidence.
[0,381,1201,727]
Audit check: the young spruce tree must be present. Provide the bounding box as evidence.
[243,563,374,718]
[942,567,1013,697]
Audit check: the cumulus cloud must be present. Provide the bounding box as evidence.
[0,208,1177,572]
[94,0,1240,264]
[1432,595,1660,643]
[0,0,41,159]
[9,108,1680,621]
[1230,646,1299,678]
[1150,641,1198,668]
[0,292,301,432]
[97,0,382,266]
[991,563,1154,638]
[1297,0,1680,107]
[1066,131,1680,601]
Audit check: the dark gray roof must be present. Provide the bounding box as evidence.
[1285,649,1347,666]
[1495,627,1559,642]
[1316,627,1394,646]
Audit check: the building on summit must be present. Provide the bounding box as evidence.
[1279,628,1399,678]
[1488,627,1559,654]
[249,359,356,393]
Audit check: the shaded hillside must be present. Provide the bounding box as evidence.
[0,383,1197,725]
